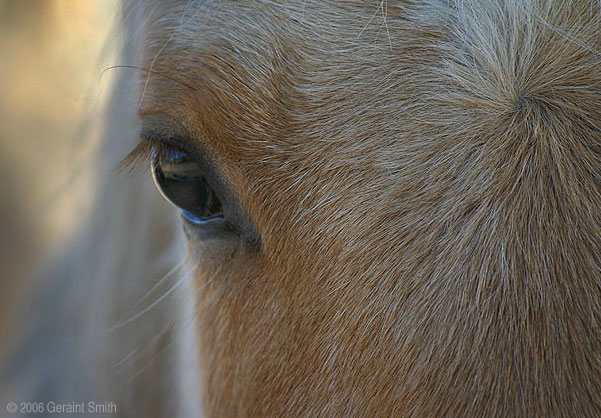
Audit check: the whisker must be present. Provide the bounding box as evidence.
[134,257,188,307]
[108,346,141,371]
[120,264,223,383]
[95,261,200,336]
[99,64,198,91]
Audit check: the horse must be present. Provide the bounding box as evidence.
[2,0,601,416]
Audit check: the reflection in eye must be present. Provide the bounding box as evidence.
[151,146,224,224]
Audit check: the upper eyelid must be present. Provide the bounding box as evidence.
[119,124,207,172]
[136,113,189,144]
[118,134,191,171]
[138,113,222,163]
[118,114,197,170]
[140,125,197,153]
[142,132,194,155]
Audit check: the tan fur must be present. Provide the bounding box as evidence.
[142,0,600,416]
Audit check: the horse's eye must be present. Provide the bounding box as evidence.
[151,146,224,224]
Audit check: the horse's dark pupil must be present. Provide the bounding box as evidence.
[151,149,223,220]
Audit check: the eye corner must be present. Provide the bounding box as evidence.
[242,231,262,252]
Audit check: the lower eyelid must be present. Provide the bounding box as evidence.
[182,211,225,225]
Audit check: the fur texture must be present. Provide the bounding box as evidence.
[5,1,601,417]
[133,0,601,416]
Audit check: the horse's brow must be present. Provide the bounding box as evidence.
[139,114,194,145]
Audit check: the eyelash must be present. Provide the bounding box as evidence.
[119,139,170,171]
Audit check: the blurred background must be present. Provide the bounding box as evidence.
[0,3,195,416]
[0,0,120,354]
